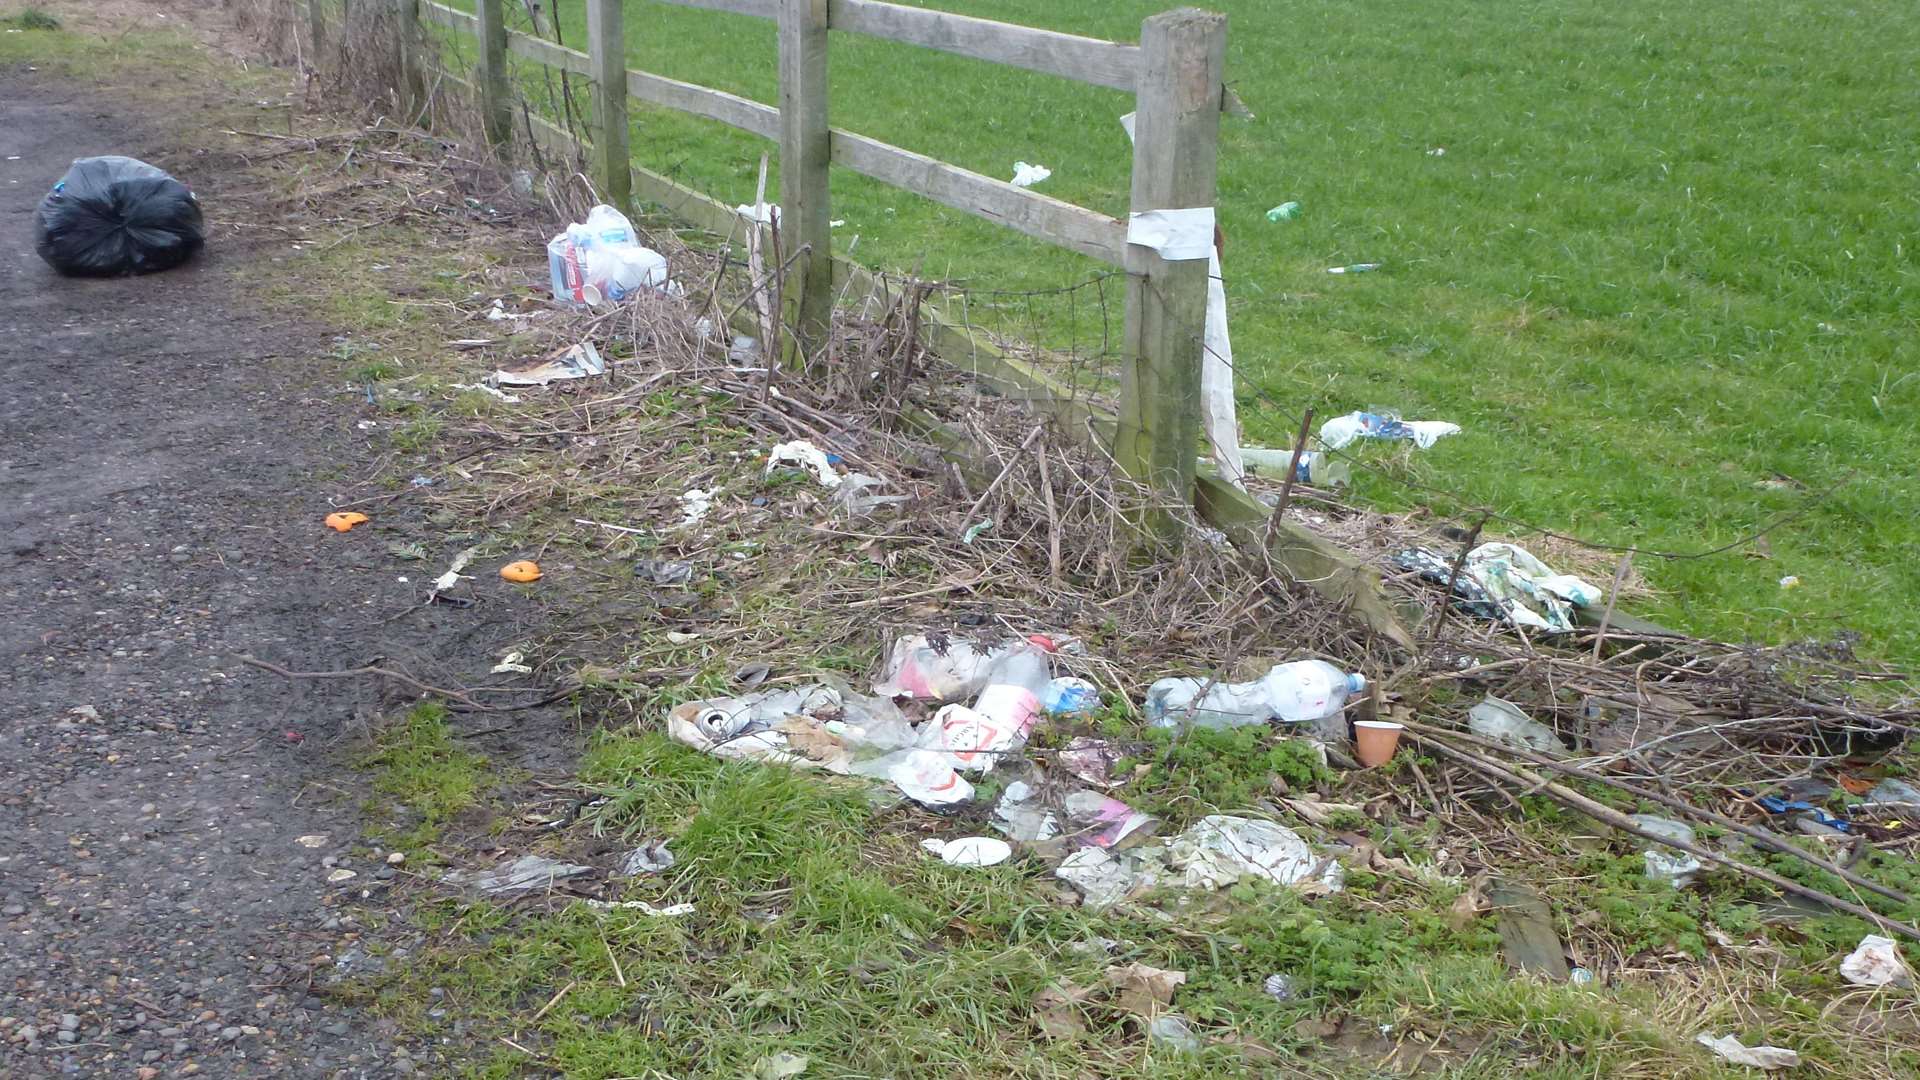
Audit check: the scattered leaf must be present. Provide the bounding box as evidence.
[1031,982,1091,1039]
[1447,877,1489,932]
[1837,774,1877,796]
[1105,962,1186,1017]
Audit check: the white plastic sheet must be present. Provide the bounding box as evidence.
[1126,208,1216,261]
[1841,934,1913,987]
[1694,1034,1800,1071]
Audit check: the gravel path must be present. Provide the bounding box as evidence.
[0,67,521,1080]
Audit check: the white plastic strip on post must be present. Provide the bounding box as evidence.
[1125,207,1215,261]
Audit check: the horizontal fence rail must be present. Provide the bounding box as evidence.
[826,0,1140,91]
[420,1,474,32]
[504,27,591,75]
[829,131,1128,265]
[630,68,781,139]
[656,0,1142,91]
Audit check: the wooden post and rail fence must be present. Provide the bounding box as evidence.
[331,0,1419,647]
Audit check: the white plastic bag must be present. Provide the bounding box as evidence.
[547,204,667,305]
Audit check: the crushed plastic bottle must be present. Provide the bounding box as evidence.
[1146,661,1366,730]
[874,633,1055,702]
[1238,446,1351,487]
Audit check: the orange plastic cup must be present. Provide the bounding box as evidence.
[1353,721,1404,768]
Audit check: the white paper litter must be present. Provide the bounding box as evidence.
[431,546,479,594]
[1010,161,1051,188]
[1201,246,1245,484]
[735,201,779,225]
[1055,847,1139,909]
[1126,208,1216,261]
[1694,1033,1800,1070]
[451,382,522,403]
[582,899,696,917]
[491,650,533,675]
[765,440,843,489]
[680,488,716,526]
[921,836,1013,867]
[1841,934,1913,988]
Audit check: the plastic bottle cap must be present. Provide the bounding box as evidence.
[1346,672,1368,695]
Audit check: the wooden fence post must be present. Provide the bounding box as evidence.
[1117,8,1226,545]
[585,0,633,211]
[393,0,426,120]
[308,0,325,60]
[777,0,832,364]
[473,0,511,148]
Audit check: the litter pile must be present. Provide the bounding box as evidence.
[665,631,1373,907]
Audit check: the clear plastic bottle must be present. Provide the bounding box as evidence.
[1146,661,1366,730]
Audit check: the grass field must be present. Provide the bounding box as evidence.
[472,0,1920,663]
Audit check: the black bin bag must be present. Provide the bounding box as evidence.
[34,155,205,276]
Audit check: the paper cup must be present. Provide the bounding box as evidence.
[1353,720,1404,768]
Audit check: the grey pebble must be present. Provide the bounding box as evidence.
[323,1021,350,1036]
[59,1013,79,1031]
[56,1030,77,1044]
[220,1025,243,1041]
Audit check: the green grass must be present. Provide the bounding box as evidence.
[442,0,1920,664]
[362,703,494,852]
[4,7,59,30]
[358,731,1770,1079]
